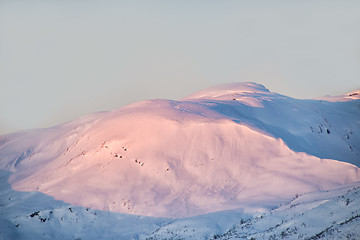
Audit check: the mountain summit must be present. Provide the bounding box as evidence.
[0,82,359,218]
[183,82,270,100]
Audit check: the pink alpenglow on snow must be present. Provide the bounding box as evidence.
[0,82,359,219]
[314,89,360,102]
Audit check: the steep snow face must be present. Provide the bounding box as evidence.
[1,84,360,218]
[184,85,360,166]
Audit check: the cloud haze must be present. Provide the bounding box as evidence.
[0,0,359,134]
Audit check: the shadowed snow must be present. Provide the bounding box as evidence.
[0,82,359,218]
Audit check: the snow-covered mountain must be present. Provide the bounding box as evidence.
[144,182,360,240]
[0,82,359,239]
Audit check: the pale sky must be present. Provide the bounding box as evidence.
[1,0,360,135]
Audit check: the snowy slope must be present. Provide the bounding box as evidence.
[214,182,360,240]
[0,82,359,219]
[143,182,360,240]
[1,168,359,240]
[0,82,360,239]
[184,83,360,165]
[0,169,168,240]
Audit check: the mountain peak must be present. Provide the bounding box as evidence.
[183,82,270,100]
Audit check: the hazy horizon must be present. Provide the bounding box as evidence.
[1,0,360,135]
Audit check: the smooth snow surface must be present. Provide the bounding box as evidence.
[1,168,359,240]
[184,82,269,99]
[0,82,360,238]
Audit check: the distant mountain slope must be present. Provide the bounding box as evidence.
[0,82,359,218]
[314,89,360,102]
[183,82,360,165]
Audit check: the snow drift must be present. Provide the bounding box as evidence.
[0,82,359,218]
